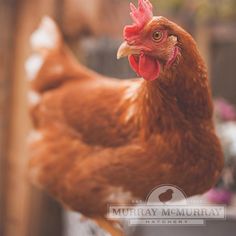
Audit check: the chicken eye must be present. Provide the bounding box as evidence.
[152,31,163,42]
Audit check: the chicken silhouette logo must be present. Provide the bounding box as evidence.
[158,189,174,204]
[146,184,187,205]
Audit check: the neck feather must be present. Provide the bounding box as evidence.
[122,42,213,138]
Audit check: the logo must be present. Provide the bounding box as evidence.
[146,184,187,205]
[107,185,225,226]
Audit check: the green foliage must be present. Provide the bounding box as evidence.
[149,0,236,21]
[151,0,185,12]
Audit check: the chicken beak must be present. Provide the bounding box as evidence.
[117,41,140,59]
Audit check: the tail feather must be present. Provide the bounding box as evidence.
[25,16,63,84]
[25,54,44,81]
[25,16,94,93]
[30,16,61,52]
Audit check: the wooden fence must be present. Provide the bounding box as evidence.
[0,1,130,236]
[0,1,62,236]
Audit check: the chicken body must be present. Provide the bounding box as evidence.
[27,16,223,222]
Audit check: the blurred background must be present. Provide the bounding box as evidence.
[1,0,236,236]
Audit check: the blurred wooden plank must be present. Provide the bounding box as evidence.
[0,1,17,235]
[62,0,131,38]
[210,24,236,104]
[195,24,211,80]
[4,1,63,236]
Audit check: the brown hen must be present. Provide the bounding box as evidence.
[27,1,223,235]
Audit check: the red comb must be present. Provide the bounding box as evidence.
[124,0,153,42]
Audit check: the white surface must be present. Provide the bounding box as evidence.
[63,211,110,236]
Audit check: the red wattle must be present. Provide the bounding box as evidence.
[128,54,160,81]
[128,55,139,75]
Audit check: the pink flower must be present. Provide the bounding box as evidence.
[205,188,233,205]
[215,98,236,121]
